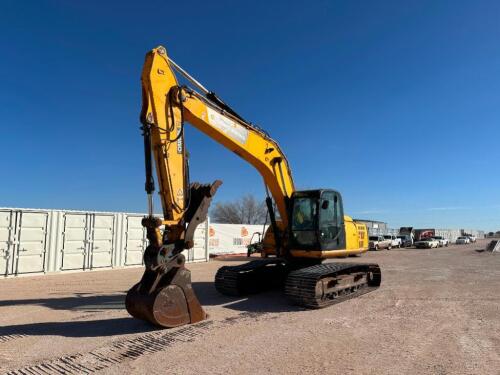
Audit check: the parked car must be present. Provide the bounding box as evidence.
[467,235,477,243]
[432,236,449,247]
[415,237,440,249]
[383,235,402,248]
[397,235,413,247]
[456,236,470,244]
[369,235,392,250]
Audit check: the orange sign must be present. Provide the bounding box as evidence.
[241,227,248,237]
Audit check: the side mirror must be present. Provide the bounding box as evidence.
[321,200,329,209]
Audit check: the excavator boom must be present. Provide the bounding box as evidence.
[127,46,296,327]
[140,46,294,227]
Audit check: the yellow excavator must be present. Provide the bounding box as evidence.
[125,46,381,328]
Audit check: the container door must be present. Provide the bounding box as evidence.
[0,210,16,276]
[61,213,89,270]
[124,216,146,265]
[15,211,48,274]
[192,222,207,262]
[90,214,114,269]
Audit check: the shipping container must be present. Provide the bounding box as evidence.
[0,208,209,277]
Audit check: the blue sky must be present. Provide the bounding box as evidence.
[0,1,499,230]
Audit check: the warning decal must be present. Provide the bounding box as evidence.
[206,107,249,145]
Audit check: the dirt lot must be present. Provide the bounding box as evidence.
[1,240,499,375]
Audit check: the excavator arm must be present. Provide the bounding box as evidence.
[126,46,295,327]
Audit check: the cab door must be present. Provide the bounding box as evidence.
[318,191,346,250]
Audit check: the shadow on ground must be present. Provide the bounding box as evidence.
[0,281,302,314]
[0,317,156,338]
[0,278,385,338]
[193,282,304,313]
[0,293,126,311]
[210,256,253,262]
[0,282,304,339]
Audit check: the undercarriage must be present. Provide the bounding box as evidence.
[215,259,381,308]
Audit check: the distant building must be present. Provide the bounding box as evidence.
[354,219,388,235]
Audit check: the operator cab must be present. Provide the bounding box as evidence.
[289,189,346,251]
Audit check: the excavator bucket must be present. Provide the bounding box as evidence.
[125,264,206,328]
[125,181,221,328]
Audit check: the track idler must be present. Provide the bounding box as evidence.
[125,253,206,328]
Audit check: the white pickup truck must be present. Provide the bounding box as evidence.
[432,236,449,247]
[369,236,392,250]
[383,235,402,248]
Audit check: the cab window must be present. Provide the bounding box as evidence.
[291,197,316,231]
[291,196,317,247]
[319,192,342,242]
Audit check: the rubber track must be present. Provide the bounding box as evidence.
[285,262,381,308]
[214,259,287,296]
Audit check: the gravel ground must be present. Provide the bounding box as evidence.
[1,239,499,375]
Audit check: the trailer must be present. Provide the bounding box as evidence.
[414,228,436,242]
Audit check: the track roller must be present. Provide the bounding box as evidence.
[284,262,381,308]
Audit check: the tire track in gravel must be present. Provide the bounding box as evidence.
[0,335,28,345]
[3,312,266,375]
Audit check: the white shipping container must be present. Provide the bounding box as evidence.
[61,213,90,271]
[0,210,49,276]
[0,210,16,276]
[0,208,210,277]
[124,215,147,266]
[15,211,49,274]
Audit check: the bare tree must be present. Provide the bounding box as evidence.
[211,194,267,224]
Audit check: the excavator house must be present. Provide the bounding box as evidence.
[125,46,382,328]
